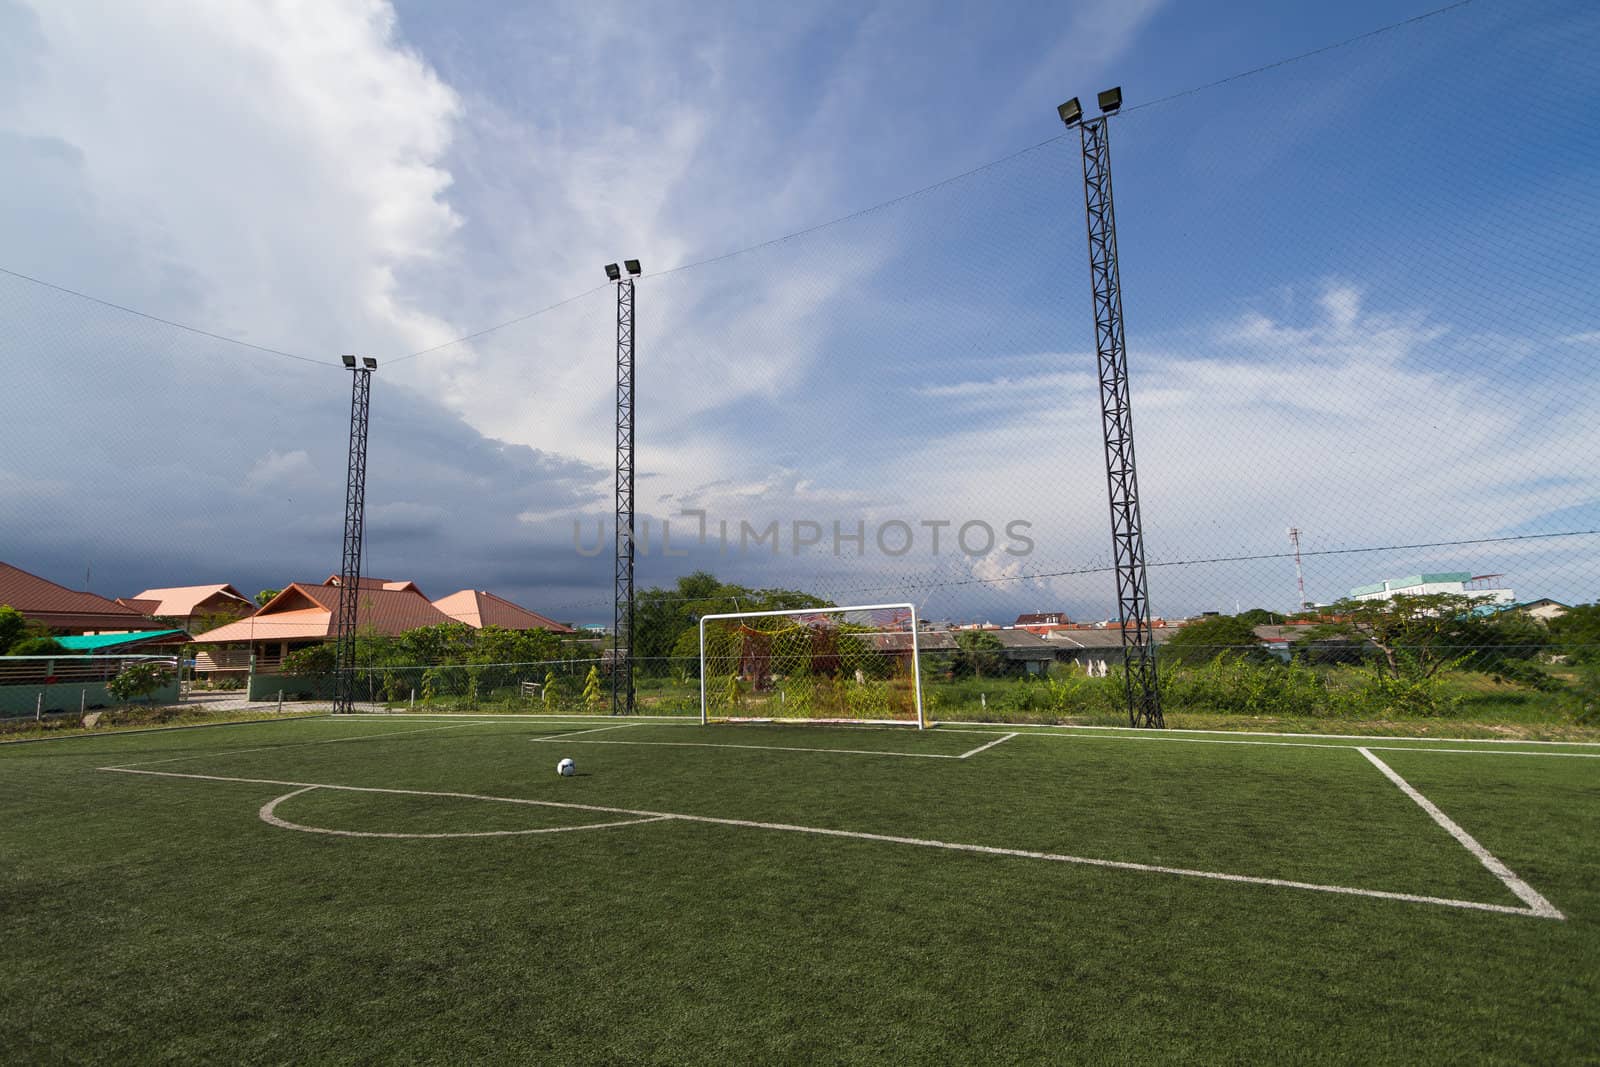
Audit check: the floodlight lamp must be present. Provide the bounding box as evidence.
[1097,86,1122,113]
[341,354,357,368]
[604,263,621,281]
[362,357,378,370]
[624,259,642,276]
[1057,97,1082,127]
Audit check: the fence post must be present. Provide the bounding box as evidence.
[80,690,86,715]
[409,688,415,711]
[277,690,283,714]
[36,692,43,721]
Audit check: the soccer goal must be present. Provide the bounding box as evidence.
[698,603,926,728]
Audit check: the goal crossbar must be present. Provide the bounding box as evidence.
[698,602,925,729]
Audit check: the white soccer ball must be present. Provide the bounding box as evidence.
[557,758,576,777]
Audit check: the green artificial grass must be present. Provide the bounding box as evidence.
[2,716,1597,1063]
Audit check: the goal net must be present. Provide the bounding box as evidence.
[698,603,926,728]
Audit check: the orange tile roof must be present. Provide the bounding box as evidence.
[192,582,455,643]
[432,589,574,632]
[322,575,424,595]
[125,584,253,618]
[0,561,146,631]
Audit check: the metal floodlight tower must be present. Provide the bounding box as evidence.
[609,260,640,715]
[333,354,376,715]
[1060,87,1164,729]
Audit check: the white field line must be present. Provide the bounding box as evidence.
[102,766,1556,920]
[530,723,644,741]
[259,786,672,839]
[942,720,1600,748]
[957,732,1019,759]
[526,737,964,759]
[1357,748,1564,919]
[328,713,689,722]
[103,722,480,771]
[937,728,1600,758]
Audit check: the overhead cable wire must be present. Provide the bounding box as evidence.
[0,265,333,367]
[395,0,1479,366]
[1121,0,1476,115]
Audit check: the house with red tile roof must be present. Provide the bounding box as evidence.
[0,561,148,634]
[116,583,254,630]
[189,579,571,674]
[432,589,573,633]
[190,582,457,673]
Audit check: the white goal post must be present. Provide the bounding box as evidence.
[699,602,926,729]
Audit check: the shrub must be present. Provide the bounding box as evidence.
[1163,657,1328,717]
[7,635,65,656]
[107,661,173,704]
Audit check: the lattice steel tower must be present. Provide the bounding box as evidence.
[607,260,641,715]
[1060,88,1163,729]
[333,355,377,715]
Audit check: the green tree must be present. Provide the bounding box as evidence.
[0,605,31,653]
[282,643,337,676]
[582,665,603,708]
[1549,603,1600,665]
[1314,594,1494,681]
[1165,615,1269,666]
[953,630,1004,679]
[1235,608,1287,627]
[8,635,65,656]
[254,588,281,607]
[632,571,830,677]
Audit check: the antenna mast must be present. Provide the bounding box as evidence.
[1288,527,1308,611]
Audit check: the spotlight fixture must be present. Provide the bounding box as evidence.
[605,263,621,281]
[624,259,642,276]
[1097,86,1122,113]
[362,357,378,370]
[341,354,357,368]
[1057,97,1083,127]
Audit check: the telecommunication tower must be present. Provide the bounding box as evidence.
[1289,527,1308,611]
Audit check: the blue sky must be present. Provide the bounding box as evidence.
[0,0,1596,624]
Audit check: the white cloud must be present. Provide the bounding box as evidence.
[4,0,462,357]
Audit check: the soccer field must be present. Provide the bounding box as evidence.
[3,715,1597,1063]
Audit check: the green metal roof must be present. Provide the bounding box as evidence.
[55,629,187,651]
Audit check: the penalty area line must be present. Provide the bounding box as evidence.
[957,732,1018,759]
[531,723,644,740]
[1358,747,1564,919]
[100,765,1557,920]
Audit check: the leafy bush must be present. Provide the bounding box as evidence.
[1163,656,1328,717]
[1345,672,1459,718]
[106,661,173,704]
[281,644,336,676]
[7,636,65,656]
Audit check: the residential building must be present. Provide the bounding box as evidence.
[189,578,574,674]
[1042,625,1176,669]
[116,584,254,631]
[189,581,457,674]
[0,561,148,634]
[1507,598,1569,622]
[432,589,573,633]
[1348,572,1515,608]
[1014,611,1072,635]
